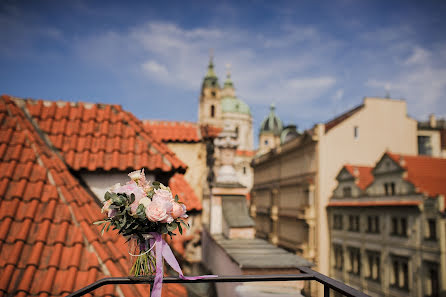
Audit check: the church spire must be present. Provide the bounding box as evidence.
[224,63,234,88]
[202,50,219,88]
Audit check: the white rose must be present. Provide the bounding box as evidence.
[128,170,142,181]
[139,197,152,208]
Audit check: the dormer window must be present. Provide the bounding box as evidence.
[384,182,396,195]
[343,186,352,197]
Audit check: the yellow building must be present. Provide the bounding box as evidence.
[251,97,418,284]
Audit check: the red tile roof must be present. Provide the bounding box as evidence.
[144,121,201,142]
[168,173,202,211]
[344,165,374,190]
[18,98,187,173]
[144,120,222,142]
[0,96,187,297]
[324,104,364,133]
[236,150,256,157]
[386,152,446,199]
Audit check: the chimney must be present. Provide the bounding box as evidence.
[429,114,436,128]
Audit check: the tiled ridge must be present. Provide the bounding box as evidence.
[17,98,187,173]
[0,96,187,297]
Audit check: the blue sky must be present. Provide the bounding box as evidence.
[1,0,446,141]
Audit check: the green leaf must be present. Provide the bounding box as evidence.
[174,195,179,202]
[129,193,135,204]
[160,224,168,234]
[178,224,183,235]
[93,220,106,225]
[104,192,112,201]
[100,223,107,235]
[136,204,146,219]
[167,222,178,232]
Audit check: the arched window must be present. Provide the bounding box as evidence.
[210,105,215,118]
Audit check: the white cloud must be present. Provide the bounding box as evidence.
[72,20,446,126]
[142,60,169,81]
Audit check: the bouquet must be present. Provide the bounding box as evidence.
[94,169,189,277]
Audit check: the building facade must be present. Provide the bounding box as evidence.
[417,114,446,158]
[251,97,419,280]
[328,152,446,297]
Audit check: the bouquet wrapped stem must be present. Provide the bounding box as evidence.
[128,234,157,276]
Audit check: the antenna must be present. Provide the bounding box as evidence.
[385,83,391,99]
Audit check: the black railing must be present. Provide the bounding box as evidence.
[67,266,370,297]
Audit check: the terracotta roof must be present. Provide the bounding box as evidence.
[344,165,374,190]
[144,121,201,142]
[144,120,222,143]
[0,96,187,297]
[324,104,364,133]
[386,152,446,199]
[168,173,202,211]
[17,97,187,173]
[236,150,256,157]
[327,200,421,207]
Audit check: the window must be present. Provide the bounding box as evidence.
[348,215,360,232]
[347,247,361,276]
[418,135,432,156]
[391,255,409,291]
[367,216,380,233]
[342,186,352,197]
[211,91,216,97]
[210,105,215,118]
[333,244,344,271]
[424,261,439,297]
[391,217,408,237]
[333,214,343,230]
[366,251,380,282]
[426,219,437,241]
[243,166,246,175]
[235,126,239,137]
[264,139,268,145]
[354,126,359,140]
[384,182,396,195]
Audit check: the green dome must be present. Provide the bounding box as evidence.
[221,96,251,115]
[260,104,283,136]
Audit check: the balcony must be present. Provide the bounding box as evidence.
[67,266,370,297]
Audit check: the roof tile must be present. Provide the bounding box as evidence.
[0,96,188,297]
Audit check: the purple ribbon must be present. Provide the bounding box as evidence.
[149,232,217,297]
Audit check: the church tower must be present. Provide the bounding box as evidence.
[198,55,223,127]
[258,104,283,154]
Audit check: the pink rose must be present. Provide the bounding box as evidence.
[145,201,170,222]
[152,188,173,214]
[114,181,146,214]
[172,202,187,219]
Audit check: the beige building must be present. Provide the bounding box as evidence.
[328,152,446,297]
[251,97,419,280]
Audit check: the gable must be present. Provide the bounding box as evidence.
[373,154,403,175]
[336,167,354,181]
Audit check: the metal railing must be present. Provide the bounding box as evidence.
[67,266,370,297]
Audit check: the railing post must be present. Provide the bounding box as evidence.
[324,285,330,297]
